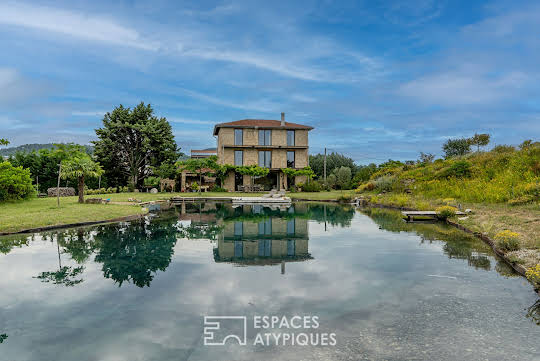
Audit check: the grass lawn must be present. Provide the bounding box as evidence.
[0,196,146,234]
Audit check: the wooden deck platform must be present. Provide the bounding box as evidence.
[402,210,465,221]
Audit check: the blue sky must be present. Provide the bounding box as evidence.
[1,0,539,164]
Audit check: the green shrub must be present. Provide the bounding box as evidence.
[297,181,322,192]
[144,176,160,188]
[210,185,227,192]
[356,182,375,193]
[0,161,35,201]
[190,182,199,191]
[440,161,471,178]
[337,194,352,203]
[492,145,515,153]
[373,175,396,192]
[435,205,457,220]
[494,230,521,251]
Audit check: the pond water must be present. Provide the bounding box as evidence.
[0,202,538,361]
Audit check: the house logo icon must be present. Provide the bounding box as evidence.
[203,316,247,346]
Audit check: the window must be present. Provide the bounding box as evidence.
[287,130,295,146]
[258,218,272,235]
[258,151,272,168]
[258,239,272,257]
[287,218,295,235]
[234,222,243,238]
[234,241,243,257]
[234,129,243,145]
[287,151,295,168]
[234,150,243,166]
[258,129,272,145]
[287,240,296,256]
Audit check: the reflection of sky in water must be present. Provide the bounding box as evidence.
[0,203,538,361]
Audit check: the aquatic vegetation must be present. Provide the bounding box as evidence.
[494,230,521,251]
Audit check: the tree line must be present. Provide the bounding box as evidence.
[1,102,180,203]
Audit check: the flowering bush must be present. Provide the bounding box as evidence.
[494,230,521,251]
[526,264,540,286]
[435,205,457,220]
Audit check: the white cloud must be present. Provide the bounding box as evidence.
[0,67,48,106]
[398,71,529,105]
[0,3,381,83]
[0,2,158,50]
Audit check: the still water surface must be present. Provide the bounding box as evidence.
[0,202,538,360]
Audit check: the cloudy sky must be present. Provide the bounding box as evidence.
[1,0,539,163]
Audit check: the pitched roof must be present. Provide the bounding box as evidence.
[213,119,313,135]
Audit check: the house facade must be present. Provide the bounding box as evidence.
[213,113,313,191]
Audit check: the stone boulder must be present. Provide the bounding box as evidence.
[47,187,75,197]
[150,188,158,194]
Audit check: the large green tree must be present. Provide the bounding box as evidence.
[93,103,179,188]
[309,152,357,179]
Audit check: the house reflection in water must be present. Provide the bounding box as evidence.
[213,204,312,271]
[173,201,313,271]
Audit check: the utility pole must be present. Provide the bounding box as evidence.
[323,147,327,183]
[98,175,101,189]
[57,163,62,207]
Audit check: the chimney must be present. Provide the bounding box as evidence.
[281,112,285,126]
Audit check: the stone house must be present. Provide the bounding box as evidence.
[214,113,313,191]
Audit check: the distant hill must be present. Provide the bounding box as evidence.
[0,143,94,157]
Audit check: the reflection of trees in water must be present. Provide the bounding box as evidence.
[35,266,84,286]
[363,208,494,272]
[175,223,223,240]
[34,233,85,287]
[307,203,355,227]
[526,299,540,326]
[93,217,178,287]
[0,234,31,254]
[58,229,96,264]
[0,333,7,344]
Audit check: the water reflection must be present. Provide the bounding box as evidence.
[0,202,539,359]
[0,203,532,288]
[213,204,312,267]
[361,208,494,271]
[527,299,540,325]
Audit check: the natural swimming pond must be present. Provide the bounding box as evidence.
[0,202,538,360]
